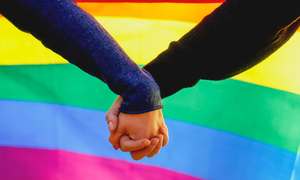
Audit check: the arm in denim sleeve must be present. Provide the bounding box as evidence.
[144,0,300,98]
[0,0,163,113]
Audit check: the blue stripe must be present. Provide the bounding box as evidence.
[0,99,296,180]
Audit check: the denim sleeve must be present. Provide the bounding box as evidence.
[0,0,163,113]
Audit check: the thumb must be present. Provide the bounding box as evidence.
[106,112,118,133]
[106,96,122,132]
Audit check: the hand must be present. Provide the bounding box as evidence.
[106,96,169,160]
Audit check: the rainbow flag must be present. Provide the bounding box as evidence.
[1,1,300,179]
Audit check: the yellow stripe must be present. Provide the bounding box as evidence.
[99,17,195,65]
[0,17,68,65]
[0,16,300,95]
[234,32,300,96]
[0,16,194,65]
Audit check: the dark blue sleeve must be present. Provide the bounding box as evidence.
[0,0,163,113]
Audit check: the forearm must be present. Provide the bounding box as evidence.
[144,0,300,98]
[0,0,163,113]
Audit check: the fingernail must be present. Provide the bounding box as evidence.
[142,140,150,146]
[108,122,114,131]
[151,138,159,145]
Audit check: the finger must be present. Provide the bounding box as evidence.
[161,125,169,147]
[119,135,151,152]
[105,96,122,132]
[130,138,159,161]
[108,131,124,150]
[106,112,118,133]
[147,134,163,158]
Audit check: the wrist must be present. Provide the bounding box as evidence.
[119,69,163,114]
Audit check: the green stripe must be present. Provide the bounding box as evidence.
[0,64,118,110]
[1,64,300,153]
[163,79,300,153]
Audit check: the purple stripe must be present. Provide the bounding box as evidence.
[0,146,204,180]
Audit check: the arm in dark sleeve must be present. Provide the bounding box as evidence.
[144,0,300,98]
[0,0,163,113]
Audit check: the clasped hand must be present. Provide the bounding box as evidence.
[106,96,169,160]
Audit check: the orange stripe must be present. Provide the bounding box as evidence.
[78,3,300,33]
[78,3,220,23]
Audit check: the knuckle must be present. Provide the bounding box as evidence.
[108,136,113,144]
[132,155,141,161]
[105,114,111,122]
[120,145,129,152]
[147,153,155,158]
[131,152,143,161]
[106,119,109,123]
[164,126,168,134]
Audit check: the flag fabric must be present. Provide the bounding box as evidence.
[0,1,300,180]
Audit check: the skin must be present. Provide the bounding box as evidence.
[106,96,169,160]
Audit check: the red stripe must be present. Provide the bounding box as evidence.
[0,146,204,180]
[76,0,225,3]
